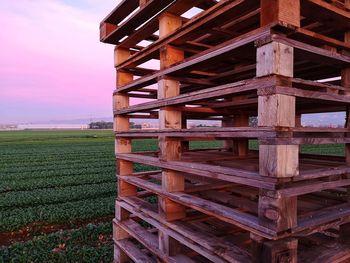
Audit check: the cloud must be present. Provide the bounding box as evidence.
[0,0,120,123]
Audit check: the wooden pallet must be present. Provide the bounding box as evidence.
[100,0,350,262]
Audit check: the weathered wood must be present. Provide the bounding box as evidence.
[115,76,276,115]
[115,0,261,69]
[113,206,131,263]
[158,13,186,226]
[116,153,277,189]
[258,191,297,232]
[114,48,136,263]
[115,48,136,200]
[116,27,272,92]
[118,175,276,238]
[257,42,294,78]
[260,238,297,263]
[261,0,300,27]
[119,198,246,263]
[115,239,156,263]
[258,94,295,128]
[102,1,350,261]
[120,197,253,263]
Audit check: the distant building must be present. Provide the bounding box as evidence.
[141,123,152,129]
[0,124,18,130]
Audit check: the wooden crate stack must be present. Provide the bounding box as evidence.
[100,0,350,262]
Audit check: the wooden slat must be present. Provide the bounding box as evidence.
[102,0,175,44]
[116,153,277,189]
[118,175,276,238]
[116,27,272,92]
[120,198,250,262]
[115,239,156,263]
[115,76,276,114]
[115,0,261,69]
[102,0,139,24]
[115,127,277,138]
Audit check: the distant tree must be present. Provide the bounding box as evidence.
[130,122,142,129]
[89,121,113,129]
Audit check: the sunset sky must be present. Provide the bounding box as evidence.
[0,0,121,123]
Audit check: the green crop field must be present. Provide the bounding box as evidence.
[0,130,344,262]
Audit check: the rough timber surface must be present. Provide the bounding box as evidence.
[100,0,350,262]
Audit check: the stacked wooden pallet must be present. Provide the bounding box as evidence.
[100,0,350,262]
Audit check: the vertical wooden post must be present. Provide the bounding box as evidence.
[260,0,300,27]
[251,234,298,263]
[256,41,298,261]
[158,12,185,256]
[181,116,189,152]
[234,113,249,156]
[113,204,131,263]
[340,0,350,240]
[114,47,136,198]
[222,116,234,152]
[222,98,249,155]
[114,47,135,263]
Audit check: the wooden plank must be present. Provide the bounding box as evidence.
[270,85,350,103]
[115,239,156,263]
[115,76,276,115]
[119,199,244,263]
[271,33,350,66]
[298,238,350,263]
[116,0,261,69]
[121,197,252,263]
[296,203,350,234]
[116,153,277,189]
[116,127,277,139]
[277,178,350,197]
[116,27,272,92]
[102,0,175,44]
[293,27,350,52]
[301,0,350,29]
[115,219,183,263]
[102,0,139,25]
[118,175,276,238]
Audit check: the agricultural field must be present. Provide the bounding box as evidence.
[0,130,344,262]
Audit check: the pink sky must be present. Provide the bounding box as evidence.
[0,0,122,123]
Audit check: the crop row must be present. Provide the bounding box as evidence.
[0,152,111,164]
[0,173,114,193]
[1,166,115,181]
[0,142,110,151]
[1,158,113,173]
[1,162,113,174]
[1,163,153,183]
[0,182,115,210]
[0,222,113,263]
[0,196,115,232]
